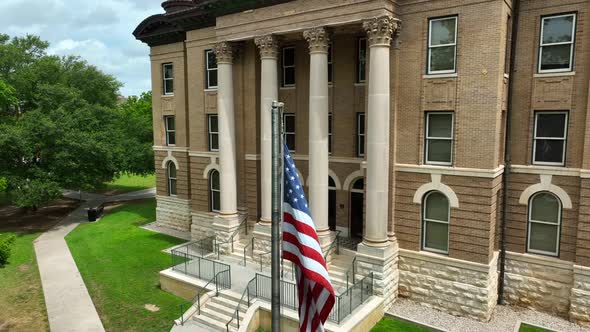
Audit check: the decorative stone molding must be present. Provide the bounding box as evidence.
[254,34,279,59]
[303,27,331,53]
[412,174,460,208]
[202,162,219,179]
[518,174,573,209]
[162,151,180,170]
[304,169,342,190]
[396,163,504,179]
[362,15,401,47]
[213,41,235,64]
[343,169,364,191]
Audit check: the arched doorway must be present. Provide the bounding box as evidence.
[350,178,364,239]
[329,176,337,231]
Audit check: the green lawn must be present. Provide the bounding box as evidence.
[520,323,551,332]
[0,232,48,331]
[371,317,432,332]
[100,173,155,194]
[65,199,186,332]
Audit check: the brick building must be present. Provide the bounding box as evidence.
[134,0,590,326]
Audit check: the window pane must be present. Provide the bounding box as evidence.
[166,117,175,131]
[542,15,574,44]
[168,132,176,145]
[211,134,219,151]
[531,193,560,223]
[209,115,218,132]
[211,171,220,190]
[430,18,456,45]
[286,134,296,151]
[169,179,177,195]
[540,44,572,71]
[328,64,333,83]
[430,46,456,72]
[168,165,176,178]
[213,191,221,211]
[425,192,449,221]
[529,223,558,254]
[425,221,448,252]
[536,114,566,138]
[284,115,295,132]
[358,136,365,156]
[284,67,295,85]
[208,70,218,87]
[428,114,452,138]
[329,177,336,187]
[427,140,452,163]
[284,48,295,66]
[358,114,365,134]
[207,51,217,69]
[165,80,174,94]
[164,64,173,79]
[534,139,564,163]
[352,179,364,190]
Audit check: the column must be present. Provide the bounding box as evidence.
[214,42,238,217]
[254,35,279,225]
[303,27,331,238]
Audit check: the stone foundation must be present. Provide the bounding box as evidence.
[190,211,216,239]
[212,213,247,255]
[156,195,191,232]
[398,249,498,321]
[356,242,399,311]
[570,265,590,326]
[504,251,573,316]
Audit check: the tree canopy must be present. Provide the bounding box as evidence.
[0,34,154,209]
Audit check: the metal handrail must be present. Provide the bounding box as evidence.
[243,237,254,266]
[215,218,250,259]
[178,269,231,325]
[173,236,215,259]
[225,276,256,332]
[323,230,341,261]
[259,249,272,272]
[329,271,374,324]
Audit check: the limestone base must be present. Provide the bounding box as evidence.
[190,211,216,240]
[212,213,247,255]
[356,242,399,311]
[570,265,590,326]
[155,195,191,232]
[398,249,498,321]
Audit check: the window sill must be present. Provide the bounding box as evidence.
[204,88,218,92]
[354,83,366,87]
[423,73,458,79]
[534,71,575,78]
[531,162,565,167]
[162,94,174,97]
[280,86,296,90]
[425,162,453,167]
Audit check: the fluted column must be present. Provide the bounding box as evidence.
[304,27,331,237]
[362,16,401,247]
[214,42,237,216]
[255,35,279,225]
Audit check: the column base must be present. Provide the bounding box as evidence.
[318,231,337,264]
[356,241,399,311]
[212,212,246,255]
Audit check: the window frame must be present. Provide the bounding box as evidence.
[209,170,220,213]
[283,113,296,152]
[328,112,333,155]
[328,43,333,84]
[532,111,568,166]
[425,112,454,166]
[357,112,365,157]
[422,191,450,255]
[527,192,562,257]
[207,114,219,152]
[164,115,176,146]
[205,49,218,89]
[538,13,577,74]
[167,161,177,197]
[282,47,296,87]
[427,16,458,75]
[162,63,174,96]
[357,38,367,83]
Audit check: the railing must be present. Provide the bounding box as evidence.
[323,230,341,261]
[242,237,271,268]
[171,247,231,283]
[259,249,272,272]
[328,272,374,324]
[178,268,231,325]
[253,273,299,311]
[172,236,215,259]
[225,276,257,332]
[215,218,250,259]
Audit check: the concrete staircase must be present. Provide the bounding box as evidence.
[189,290,247,332]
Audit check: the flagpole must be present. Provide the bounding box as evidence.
[271,100,283,331]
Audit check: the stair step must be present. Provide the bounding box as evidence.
[193,314,227,330]
[200,306,233,322]
[206,300,247,317]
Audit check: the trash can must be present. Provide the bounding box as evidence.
[87,208,98,222]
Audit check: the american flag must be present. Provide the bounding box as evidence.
[281,141,335,332]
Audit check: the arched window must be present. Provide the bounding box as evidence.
[210,170,220,212]
[167,161,177,196]
[422,191,449,254]
[528,192,561,256]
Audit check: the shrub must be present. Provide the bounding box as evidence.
[0,234,16,267]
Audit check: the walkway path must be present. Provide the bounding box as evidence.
[34,188,156,332]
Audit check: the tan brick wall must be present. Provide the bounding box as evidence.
[155,150,190,200]
[577,178,590,266]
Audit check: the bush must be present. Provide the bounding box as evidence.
[0,234,16,267]
[11,179,61,210]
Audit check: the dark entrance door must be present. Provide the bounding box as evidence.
[350,178,364,239]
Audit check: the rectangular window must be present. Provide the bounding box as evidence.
[357,38,367,83]
[164,116,176,146]
[163,63,174,95]
[328,44,333,84]
[207,114,219,151]
[282,47,296,87]
[539,13,576,73]
[328,113,333,155]
[283,113,296,152]
[357,113,365,157]
[533,112,568,166]
[428,16,458,74]
[205,49,218,89]
[425,112,454,165]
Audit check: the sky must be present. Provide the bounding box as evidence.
[0,0,163,97]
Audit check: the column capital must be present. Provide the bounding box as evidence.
[362,15,401,47]
[254,35,279,59]
[214,41,235,64]
[303,27,331,54]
